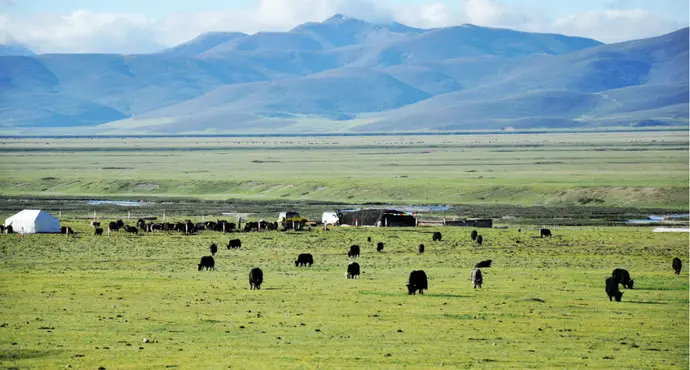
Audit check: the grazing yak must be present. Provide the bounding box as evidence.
[210,243,218,256]
[5,225,13,234]
[612,268,634,289]
[407,270,428,295]
[471,268,483,289]
[432,232,442,241]
[60,226,74,234]
[348,245,360,258]
[108,221,119,232]
[540,228,552,238]
[295,253,314,267]
[672,257,682,275]
[347,262,360,279]
[124,225,138,234]
[605,277,623,302]
[367,236,372,243]
[244,222,260,232]
[474,260,492,268]
[227,239,242,249]
[249,267,263,290]
[91,221,101,228]
[94,227,104,236]
[116,219,125,229]
[198,256,215,271]
[136,219,146,229]
[377,242,384,252]
[476,235,483,246]
[470,230,478,241]
[418,244,425,254]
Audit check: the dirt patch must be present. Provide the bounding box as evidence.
[134,183,160,191]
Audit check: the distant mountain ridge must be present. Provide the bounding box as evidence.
[0,15,687,134]
[0,37,34,56]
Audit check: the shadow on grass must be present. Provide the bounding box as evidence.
[426,293,472,299]
[0,349,53,361]
[625,300,668,305]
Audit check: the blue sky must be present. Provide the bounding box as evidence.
[1,0,688,53]
[5,0,688,22]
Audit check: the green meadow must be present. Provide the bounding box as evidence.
[0,131,688,368]
[0,221,688,369]
[0,131,687,208]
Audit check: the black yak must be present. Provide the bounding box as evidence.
[471,268,483,289]
[605,277,623,302]
[348,245,360,258]
[432,232,442,241]
[198,256,215,271]
[227,239,242,249]
[407,270,428,295]
[347,262,360,279]
[612,268,634,289]
[249,267,263,290]
[210,243,218,256]
[474,260,492,268]
[540,228,552,238]
[94,227,103,236]
[376,242,384,252]
[418,244,425,254]
[295,253,314,267]
[476,235,483,246]
[672,257,682,275]
[470,230,478,241]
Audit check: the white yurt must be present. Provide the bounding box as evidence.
[4,209,61,234]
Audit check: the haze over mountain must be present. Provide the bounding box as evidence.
[0,15,687,134]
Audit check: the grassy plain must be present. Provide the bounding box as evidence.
[0,131,687,208]
[0,220,687,369]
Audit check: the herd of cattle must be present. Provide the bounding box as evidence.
[184,226,684,300]
[84,218,282,237]
[24,220,682,300]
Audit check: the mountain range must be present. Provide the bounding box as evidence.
[1,14,688,134]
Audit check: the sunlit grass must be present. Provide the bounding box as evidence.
[0,221,687,368]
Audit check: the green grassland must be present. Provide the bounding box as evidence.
[0,131,687,208]
[0,221,687,369]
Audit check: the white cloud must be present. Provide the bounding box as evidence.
[0,0,686,53]
[554,8,684,42]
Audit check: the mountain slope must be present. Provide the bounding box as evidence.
[138,68,431,122]
[0,40,34,56]
[0,16,686,132]
[159,32,248,56]
[357,24,603,67]
[355,27,689,132]
[291,14,422,48]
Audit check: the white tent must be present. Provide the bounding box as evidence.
[4,209,61,234]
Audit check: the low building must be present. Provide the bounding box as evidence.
[338,209,417,227]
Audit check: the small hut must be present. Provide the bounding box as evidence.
[338,209,417,227]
